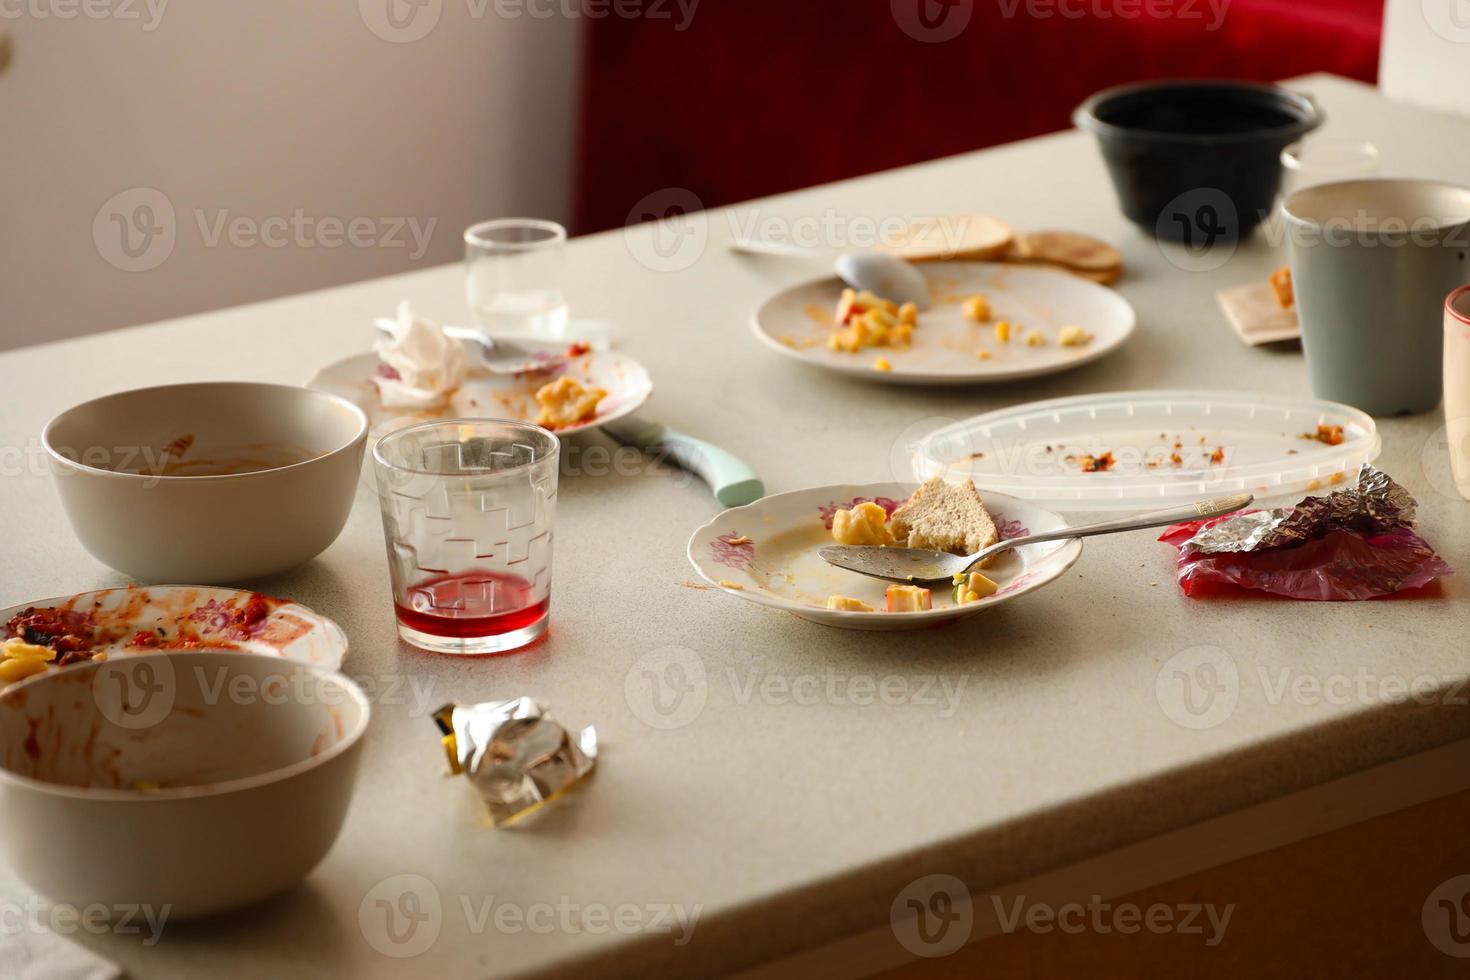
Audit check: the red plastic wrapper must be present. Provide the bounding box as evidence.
[1160,514,1453,600]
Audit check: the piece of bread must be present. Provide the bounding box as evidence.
[1004,230,1125,285]
[882,214,1014,263]
[1009,230,1122,271]
[890,477,1000,564]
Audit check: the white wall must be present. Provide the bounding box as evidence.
[1380,0,1470,119]
[0,2,583,350]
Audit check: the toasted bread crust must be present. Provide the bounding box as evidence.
[891,477,1000,564]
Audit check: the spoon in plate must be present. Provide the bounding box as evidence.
[819,493,1254,585]
[729,239,931,311]
[373,318,556,375]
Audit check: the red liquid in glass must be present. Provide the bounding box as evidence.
[394,571,547,638]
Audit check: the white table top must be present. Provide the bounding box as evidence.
[2,74,1468,979]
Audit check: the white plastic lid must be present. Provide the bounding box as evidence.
[911,390,1380,512]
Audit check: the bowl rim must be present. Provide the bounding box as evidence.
[0,650,370,803]
[1074,78,1323,147]
[1281,178,1470,234]
[1449,284,1470,328]
[41,381,370,484]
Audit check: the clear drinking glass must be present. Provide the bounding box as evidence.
[373,419,559,655]
[465,218,569,340]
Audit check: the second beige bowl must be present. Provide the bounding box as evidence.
[44,382,368,584]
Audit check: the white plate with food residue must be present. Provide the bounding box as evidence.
[910,390,1381,511]
[0,586,348,684]
[751,261,1135,386]
[686,482,1081,631]
[309,347,652,439]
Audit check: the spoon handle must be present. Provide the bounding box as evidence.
[374,318,536,359]
[728,238,818,258]
[964,492,1254,573]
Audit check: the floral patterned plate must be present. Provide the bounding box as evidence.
[686,482,1083,631]
[308,348,652,439]
[0,586,349,678]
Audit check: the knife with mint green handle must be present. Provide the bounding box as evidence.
[602,416,764,507]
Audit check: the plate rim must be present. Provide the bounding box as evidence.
[749,261,1137,386]
[911,388,1383,508]
[685,481,1084,625]
[0,585,350,671]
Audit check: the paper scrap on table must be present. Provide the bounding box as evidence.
[1217,281,1300,347]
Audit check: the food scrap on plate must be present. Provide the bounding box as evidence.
[829,289,919,354]
[535,376,607,430]
[1159,466,1452,600]
[0,588,334,684]
[433,697,597,827]
[823,477,1003,614]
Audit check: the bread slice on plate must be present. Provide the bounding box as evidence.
[890,477,1001,565]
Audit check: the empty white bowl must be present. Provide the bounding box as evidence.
[44,382,368,583]
[0,651,369,919]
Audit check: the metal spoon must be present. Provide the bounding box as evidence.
[819,493,1254,585]
[373,318,550,375]
[729,240,930,311]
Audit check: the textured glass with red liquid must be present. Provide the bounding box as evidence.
[373,419,558,654]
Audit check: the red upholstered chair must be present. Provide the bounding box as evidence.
[571,0,1384,233]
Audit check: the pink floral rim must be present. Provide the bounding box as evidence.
[710,533,755,571]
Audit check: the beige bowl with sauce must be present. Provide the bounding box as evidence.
[0,651,368,919]
[44,382,368,584]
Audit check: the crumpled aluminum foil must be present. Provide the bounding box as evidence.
[1183,465,1417,556]
[433,697,597,827]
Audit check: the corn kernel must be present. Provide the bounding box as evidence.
[0,657,49,684]
[874,357,893,372]
[866,305,896,329]
[1024,330,1046,347]
[1058,325,1092,347]
[898,302,918,325]
[995,321,1011,343]
[963,295,990,322]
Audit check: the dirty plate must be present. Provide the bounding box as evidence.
[0,586,349,677]
[751,262,1135,386]
[309,348,652,438]
[686,482,1082,630]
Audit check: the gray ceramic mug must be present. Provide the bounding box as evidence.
[1283,179,1470,415]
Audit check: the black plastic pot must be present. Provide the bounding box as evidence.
[1075,80,1323,243]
